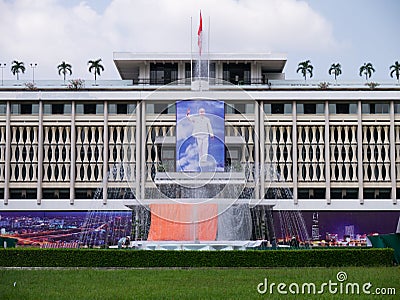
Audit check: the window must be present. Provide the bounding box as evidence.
[44,103,72,114]
[150,63,178,85]
[264,103,292,114]
[362,103,389,114]
[75,188,100,199]
[108,103,136,114]
[185,63,191,79]
[265,188,293,199]
[223,63,251,84]
[297,103,324,114]
[329,103,357,114]
[42,189,70,199]
[363,189,391,199]
[298,188,325,199]
[0,103,6,114]
[11,103,39,115]
[330,189,358,199]
[146,103,175,114]
[9,189,37,199]
[394,103,400,114]
[76,103,104,114]
[225,103,254,114]
[160,148,175,172]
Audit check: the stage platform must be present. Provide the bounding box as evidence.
[122,240,267,251]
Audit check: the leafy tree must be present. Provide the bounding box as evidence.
[359,62,375,82]
[57,61,72,84]
[328,63,342,84]
[296,60,313,81]
[88,58,104,84]
[390,61,400,84]
[11,60,25,80]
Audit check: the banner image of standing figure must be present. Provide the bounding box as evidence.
[176,100,225,172]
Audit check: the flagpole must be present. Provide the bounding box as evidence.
[208,16,210,84]
[190,17,193,84]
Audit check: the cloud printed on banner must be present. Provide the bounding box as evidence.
[0,0,337,80]
[176,142,199,172]
[176,118,194,143]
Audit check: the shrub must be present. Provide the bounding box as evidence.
[366,82,379,89]
[0,248,394,268]
[68,79,85,90]
[318,82,330,89]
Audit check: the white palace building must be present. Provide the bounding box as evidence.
[0,52,400,221]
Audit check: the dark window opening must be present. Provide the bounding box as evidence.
[42,189,70,199]
[150,63,178,85]
[222,63,251,85]
[304,104,316,114]
[298,188,325,199]
[336,104,349,114]
[363,188,391,199]
[330,188,359,199]
[84,104,96,114]
[9,189,37,199]
[117,104,128,114]
[271,104,284,114]
[20,104,32,114]
[75,188,100,199]
[52,104,64,114]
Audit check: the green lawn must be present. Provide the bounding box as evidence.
[0,267,399,299]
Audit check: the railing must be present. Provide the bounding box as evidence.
[0,78,399,89]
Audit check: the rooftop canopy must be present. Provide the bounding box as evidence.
[113,52,287,80]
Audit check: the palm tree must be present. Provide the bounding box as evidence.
[390,61,400,84]
[88,58,104,85]
[11,60,25,80]
[57,61,72,84]
[359,62,375,82]
[296,60,313,81]
[328,63,342,84]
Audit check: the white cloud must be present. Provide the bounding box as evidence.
[0,0,337,80]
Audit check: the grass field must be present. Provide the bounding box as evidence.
[0,267,399,299]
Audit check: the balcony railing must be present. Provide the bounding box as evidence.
[0,79,399,89]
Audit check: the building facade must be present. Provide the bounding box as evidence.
[0,52,399,216]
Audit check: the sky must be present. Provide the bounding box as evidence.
[0,0,399,82]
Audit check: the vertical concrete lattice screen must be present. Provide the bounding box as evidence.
[108,126,136,181]
[146,124,175,181]
[363,125,390,181]
[0,127,6,182]
[10,126,38,182]
[226,124,255,182]
[264,125,292,182]
[297,126,325,182]
[43,126,70,182]
[75,126,103,182]
[396,126,400,182]
[330,125,358,182]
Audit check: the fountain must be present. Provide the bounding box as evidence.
[79,18,310,250]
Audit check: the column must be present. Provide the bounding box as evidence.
[69,101,76,205]
[292,101,298,204]
[254,100,260,200]
[390,101,397,204]
[259,101,265,201]
[4,101,11,205]
[36,101,43,205]
[135,101,142,202]
[357,100,364,204]
[103,101,109,205]
[325,101,331,204]
[140,101,146,200]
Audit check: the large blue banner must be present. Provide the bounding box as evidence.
[176,100,225,172]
